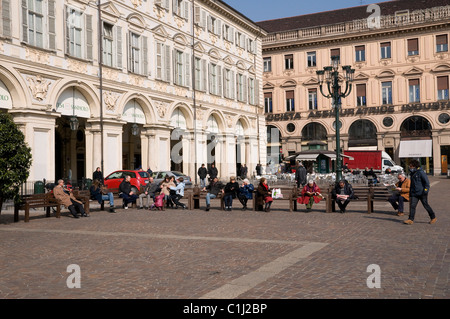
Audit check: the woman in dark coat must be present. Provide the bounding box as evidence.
[255,177,273,212]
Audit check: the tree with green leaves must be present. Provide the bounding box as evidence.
[0,113,32,214]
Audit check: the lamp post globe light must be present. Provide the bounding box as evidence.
[316,56,355,182]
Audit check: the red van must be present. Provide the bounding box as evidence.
[104,170,149,193]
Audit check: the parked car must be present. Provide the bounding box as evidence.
[103,170,149,193]
[151,171,193,186]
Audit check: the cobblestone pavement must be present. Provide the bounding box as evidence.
[0,176,448,302]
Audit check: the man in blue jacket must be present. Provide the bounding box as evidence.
[404,160,437,225]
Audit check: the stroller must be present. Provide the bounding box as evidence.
[150,194,165,211]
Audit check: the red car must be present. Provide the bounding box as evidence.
[104,170,149,193]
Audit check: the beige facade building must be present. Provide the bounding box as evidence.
[0,0,267,184]
[259,0,450,175]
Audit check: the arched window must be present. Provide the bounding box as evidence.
[348,120,377,147]
[400,116,432,138]
[301,123,327,141]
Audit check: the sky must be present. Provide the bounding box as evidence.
[222,0,394,22]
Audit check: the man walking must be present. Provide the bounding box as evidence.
[404,160,437,225]
[295,162,307,188]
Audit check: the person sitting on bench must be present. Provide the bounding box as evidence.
[387,173,410,216]
[53,179,88,218]
[119,175,138,209]
[90,179,115,213]
[298,180,323,210]
[332,179,355,214]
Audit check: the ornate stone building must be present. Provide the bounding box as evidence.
[0,0,267,183]
[259,0,450,175]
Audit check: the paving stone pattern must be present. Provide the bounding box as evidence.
[0,176,448,300]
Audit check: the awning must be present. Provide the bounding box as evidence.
[399,140,432,158]
[296,154,320,161]
[295,153,354,161]
[322,154,354,160]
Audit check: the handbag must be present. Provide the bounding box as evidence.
[272,188,283,199]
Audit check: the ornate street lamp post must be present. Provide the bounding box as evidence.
[316,56,355,182]
[69,87,79,131]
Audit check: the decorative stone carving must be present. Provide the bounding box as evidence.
[131,0,142,8]
[153,6,166,20]
[174,16,185,29]
[194,25,202,37]
[27,75,51,101]
[226,115,233,128]
[25,47,50,64]
[209,34,218,45]
[154,100,168,118]
[68,59,87,74]
[103,91,120,111]
[196,109,204,121]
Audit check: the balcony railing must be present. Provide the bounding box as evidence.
[262,5,450,45]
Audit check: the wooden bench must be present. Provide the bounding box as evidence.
[95,187,141,210]
[326,186,371,213]
[252,186,300,212]
[186,187,225,210]
[14,193,61,222]
[368,186,408,214]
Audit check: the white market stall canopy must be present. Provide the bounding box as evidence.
[399,140,432,158]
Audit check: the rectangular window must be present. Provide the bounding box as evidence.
[380,42,391,59]
[130,33,141,74]
[407,38,419,56]
[67,8,83,58]
[382,81,392,105]
[436,34,448,53]
[27,0,44,48]
[264,92,273,113]
[195,57,201,90]
[330,48,340,64]
[207,15,221,36]
[408,79,420,103]
[236,73,247,102]
[285,54,294,70]
[223,24,234,42]
[247,38,255,54]
[307,52,316,67]
[102,22,113,67]
[308,89,317,110]
[249,77,255,105]
[263,57,272,72]
[23,0,56,50]
[156,42,170,82]
[209,63,222,95]
[223,68,234,99]
[173,0,189,20]
[437,76,449,100]
[355,45,365,62]
[356,84,366,106]
[174,50,191,87]
[286,90,295,112]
